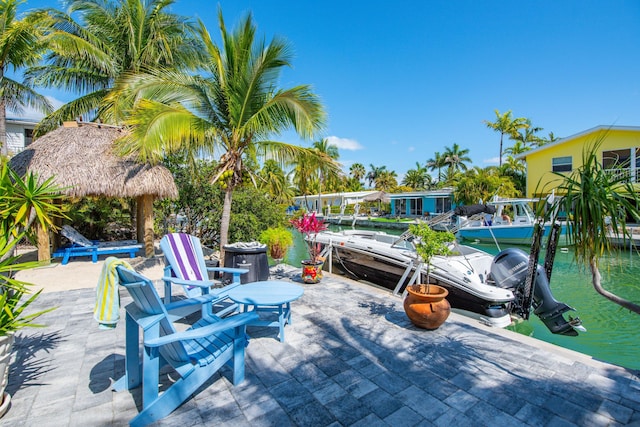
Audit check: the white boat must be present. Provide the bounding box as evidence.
[313,229,583,335]
[454,196,570,246]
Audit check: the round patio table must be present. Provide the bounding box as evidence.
[227,281,304,342]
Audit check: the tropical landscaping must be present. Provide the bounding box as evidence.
[1,1,639,321]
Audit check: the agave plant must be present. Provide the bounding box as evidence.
[0,237,54,335]
[0,162,65,333]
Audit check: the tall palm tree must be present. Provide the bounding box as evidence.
[374,169,397,191]
[503,140,529,157]
[547,139,640,314]
[349,162,365,182]
[26,0,203,134]
[453,166,518,205]
[513,119,544,148]
[402,162,431,190]
[366,164,386,188]
[258,159,293,205]
[484,109,529,166]
[110,11,336,252]
[542,131,559,146]
[426,151,445,183]
[312,138,341,208]
[0,0,52,155]
[443,143,471,174]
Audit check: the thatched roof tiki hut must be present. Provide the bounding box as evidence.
[9,121,178,261]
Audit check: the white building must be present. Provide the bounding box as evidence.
[292,191,379,215]
[4,117,38,155]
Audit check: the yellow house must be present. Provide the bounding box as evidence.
[519,125,640,198]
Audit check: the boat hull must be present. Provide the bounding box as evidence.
[326,240,513,327]
[457,223,569,246]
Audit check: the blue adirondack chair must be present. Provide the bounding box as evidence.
[113,266,258,427]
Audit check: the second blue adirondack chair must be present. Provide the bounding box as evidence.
[113,266,258,427]
[160,233,249,318]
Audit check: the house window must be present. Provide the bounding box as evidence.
[602,149,632,169]
[434,197,451,213]
[552,156,572,172]
[24,128,34,147]
[409,198,422,216]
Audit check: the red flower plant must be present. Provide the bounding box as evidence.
[290,212,327,263]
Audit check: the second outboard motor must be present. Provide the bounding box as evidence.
[489,248,583,336]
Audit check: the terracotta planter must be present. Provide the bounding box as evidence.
[404,284,450,329]
[0,334,14,418]
[301,260,323,283]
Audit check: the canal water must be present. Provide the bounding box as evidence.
[283,226,640,371]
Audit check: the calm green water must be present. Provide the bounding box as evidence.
[283,226,640,371]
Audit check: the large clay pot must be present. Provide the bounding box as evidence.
[301,260,323,284]
[404,284,450,329]
[0,334,14,418]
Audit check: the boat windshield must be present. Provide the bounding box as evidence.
[390,231,416,251]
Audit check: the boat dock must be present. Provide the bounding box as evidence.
[3,264,639,426]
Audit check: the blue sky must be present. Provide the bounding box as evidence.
[15,0,640,180]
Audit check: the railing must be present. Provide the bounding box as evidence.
[603,168,639,183]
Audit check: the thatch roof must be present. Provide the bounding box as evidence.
[362,191,390,203]
[9,123,178,199]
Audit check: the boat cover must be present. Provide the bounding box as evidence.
[454,204,496,216]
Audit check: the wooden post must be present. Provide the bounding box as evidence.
[137,195,155,257]
[36,222,51,263]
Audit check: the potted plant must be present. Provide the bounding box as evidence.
[403,222,456,329]
[0,165,62,417]
[289,212,327,283]
[259,227,294,263]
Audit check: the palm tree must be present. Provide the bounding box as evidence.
[484,109,529,166]
[512,119,544,148]
[541,131,559,146]
[110,11,336,253]
[349,162,365,182]
[26,0,203,134]
[443,143,471,174]
[546,139,640,314]
[366,164,386,188]
[402,162,431,190]
[312,138,341,210]
[344,176,364,191]
[258,159,293,205]
[374,170,397,191]
[426,151,446,183]
[503,140,529,157]
[0,0,52,155]
[453,166,518,205]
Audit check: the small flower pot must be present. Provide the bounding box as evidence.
[404,284,450,329]
[301,260,323,283]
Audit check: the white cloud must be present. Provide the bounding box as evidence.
[326,135,363,151]
[408,146,415,152]
[483,157,500,165]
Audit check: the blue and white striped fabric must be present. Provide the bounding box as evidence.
[94,257,133,329]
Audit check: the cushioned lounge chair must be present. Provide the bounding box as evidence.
[112,265,257,427]
[52,225,143,265]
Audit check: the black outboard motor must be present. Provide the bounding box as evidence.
[489,248,582,336]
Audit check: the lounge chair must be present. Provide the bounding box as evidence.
[112,265,258,427]
[52,225,143,265]
[160,233,248,317]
